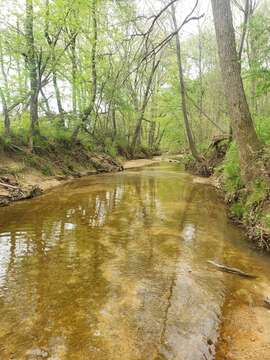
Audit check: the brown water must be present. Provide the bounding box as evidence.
[0,163,269,360]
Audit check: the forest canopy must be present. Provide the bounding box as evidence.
[0,0,269,169]
[1,0,268,155]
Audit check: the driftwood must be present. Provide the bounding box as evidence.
[207,260,257,279]
[0,182,19,190]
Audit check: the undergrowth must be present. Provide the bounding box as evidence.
[0,116,156,160]
[216,116,270,250]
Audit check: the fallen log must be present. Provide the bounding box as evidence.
[207,260,257,279]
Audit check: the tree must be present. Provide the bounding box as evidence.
[72,0,98,141]
[25,0,39,151]
[0,87,10,136]
[171,3,201,161]
[211,0,263,183]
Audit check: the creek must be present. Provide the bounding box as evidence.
[0,162,269,359]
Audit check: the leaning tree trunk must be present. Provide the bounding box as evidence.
[211,0,262,184]
[171,4,201,161]
[26,0,39,152]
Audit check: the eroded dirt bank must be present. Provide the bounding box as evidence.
[0,149,163,207]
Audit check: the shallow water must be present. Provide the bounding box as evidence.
[0,163,269,359]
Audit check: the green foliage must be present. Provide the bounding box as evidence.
[263,213,270,230]
[39,118,73,145]
[221,141,269,234]
[255,116,270,145]
[104,138,117,158]
[245,10,270,97]
[24,154,41,168]
[0,135,12,151]
[247,179,268,208]
[222,143,243,193]
[230,201,245,218]
[11,114,31,146]
[40,164,53,176]
[23,153,54,175]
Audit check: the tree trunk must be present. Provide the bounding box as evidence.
[16,18,25,97]
[148,121,156,151]
[44,0,64,125]
[0,40,10,105]
[89,0,97,117]
[112,106,117,139]
[130,60,159,155]
[72,0,97,141]
[197,18,204,142]
[25,0,39,151]
[40,88,51,115]
[70,33,78,114]
[0,87,10,136]
[211,0,262,183]
[171,4,201,161]
[52,68,65,125]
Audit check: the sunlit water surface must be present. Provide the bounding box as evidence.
[0,163,269,359]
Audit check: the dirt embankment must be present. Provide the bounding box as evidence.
[0,146,123,207]
[0,148,164,207]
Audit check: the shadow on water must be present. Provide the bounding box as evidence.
[0,162,269,359]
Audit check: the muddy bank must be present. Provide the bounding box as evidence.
[185,137,229,177]
[0,150,164,207]
[0,148,123,207]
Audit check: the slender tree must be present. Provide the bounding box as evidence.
[25,0,39,151]
[72,0,97,141]
[130,57,160,154]
[171,3,201,161]
[0,87,10,136]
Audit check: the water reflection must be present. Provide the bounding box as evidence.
[0,163,269,359]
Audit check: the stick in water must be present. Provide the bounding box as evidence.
[207,260,257,279]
